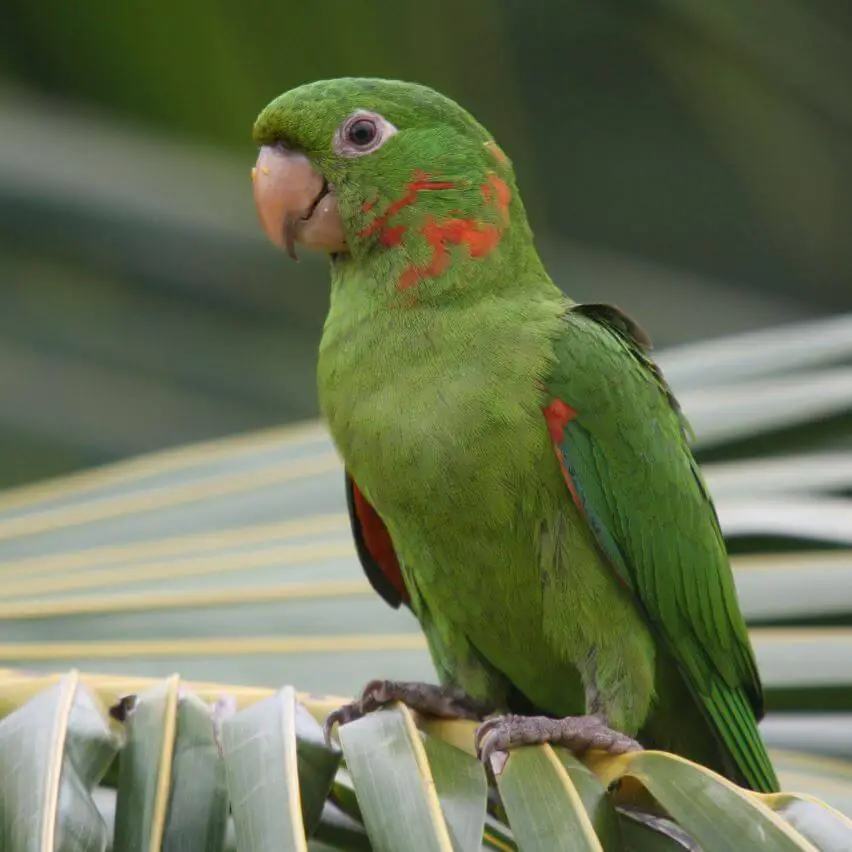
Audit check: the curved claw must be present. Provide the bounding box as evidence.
[475,713,643,767]
[323,702,359,745]
[476,722,501,767]
[323,678,390,745]
[323,679,491,745]
[475,714,525,765]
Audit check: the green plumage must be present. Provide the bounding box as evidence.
[255,78,779,792]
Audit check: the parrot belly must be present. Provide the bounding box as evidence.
[367,433,654,726]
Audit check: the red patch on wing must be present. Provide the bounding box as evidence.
[351,484,410,605]
[543,399,578,443]
[543,400,583,511]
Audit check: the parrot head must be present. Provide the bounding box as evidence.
[252,78,535,295]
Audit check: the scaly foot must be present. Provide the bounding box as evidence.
[475,713,642,765]
[324,679,492,744]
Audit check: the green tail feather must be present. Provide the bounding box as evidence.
[705,684,779,793]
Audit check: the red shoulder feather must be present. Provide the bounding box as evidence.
[345,473,410,609]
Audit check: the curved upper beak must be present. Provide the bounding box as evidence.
[252,145,347,260]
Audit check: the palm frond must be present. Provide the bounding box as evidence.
[1,314,851,848]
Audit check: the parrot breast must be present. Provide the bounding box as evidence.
[319,295,558,523]
[316,285,602,717]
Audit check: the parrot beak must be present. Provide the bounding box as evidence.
[252,144,347,260]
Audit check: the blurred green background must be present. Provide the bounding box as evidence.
[1,0,851,487]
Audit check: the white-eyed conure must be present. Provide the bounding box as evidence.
[251,78,778,792]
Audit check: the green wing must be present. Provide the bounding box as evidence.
[545,303,778,793]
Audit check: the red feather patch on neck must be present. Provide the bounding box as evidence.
[397,173,511,290]
[358,168,512,293]
[358,171,457,242]
[484,140,509,166]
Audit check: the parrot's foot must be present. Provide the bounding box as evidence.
[475,713,642,765]
[324,679,491,744]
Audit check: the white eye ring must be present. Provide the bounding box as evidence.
[333,110,398,157]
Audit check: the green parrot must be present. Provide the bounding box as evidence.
[251,78,779,793]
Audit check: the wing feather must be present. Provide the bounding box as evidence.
[345,472,410,609]
[545,304,776,791]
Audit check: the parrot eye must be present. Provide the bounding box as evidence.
[348,119,376,146]
[334,110,397,157]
